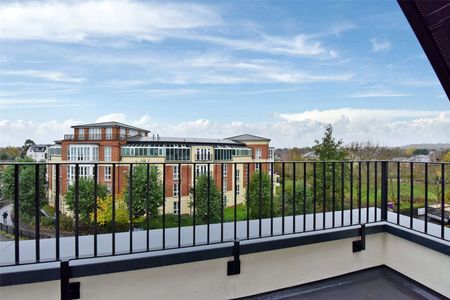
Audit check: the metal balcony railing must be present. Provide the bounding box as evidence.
[194,154,213,161]
[64,134,129,141]
[0,161,448,267]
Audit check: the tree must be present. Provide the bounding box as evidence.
[313,125,347,211]
[313,124,347,161]
[189,174,222,224]
[0,147,21,161]
[92,194,129,232]
[1,157,47,221]
[284,180,314,215]
[21,139,35,158]
[65,178,109,224]
[441,151,450,162]
[123,164,164,219]
[247,171,273,218]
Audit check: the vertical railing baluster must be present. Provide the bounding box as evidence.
[332,162,335,228]
[234,163,237,240]
[303,162,307,232]
[55,164,60,261]
[322,161,326,229]
[341,162,344,227]
[146,164,150,251]
[221,163,224,243]
[178,163,182,248]
[397,162,402,222]
[207,163,211,244]
[350,162,353,225]
[381,161,388,221]
[424,163,428,234]
[193,163,196,246]
[366,162,369,223]
[282,162,285,234]
[14,164,20,264]
[410,162,414,229]
[271,162,274,236]
[162,164,166,249]
[375,162,378,222]
[35,164,41,261]
[246,163,250,239]
[112,163,116,255]
[293,162,296,233]
[129,164,133,253]
[441,164,445,239]
[358,161,362,225]
[93,164,97,257]
[74,163,79,259]
[313,162,316,231]
[259,164,262,237]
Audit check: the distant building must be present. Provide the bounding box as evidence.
[303,151,318,160]
[47,121,274,214]
[26,144,50,161]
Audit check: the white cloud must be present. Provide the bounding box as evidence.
[0,1,340,59]
[96,113,127,123]
[2,69,85,83]
[0,0,221,43]
[0,98,93,109]
[370,38,392,53]
[350,89,412,98]
[2,110,450,147]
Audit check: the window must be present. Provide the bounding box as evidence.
[236,169,240,195]
[236,169,240,181]
[255,148,262,159]
[104,166,112,181]
[106,128,112,140]
[128,130,137,136]
[255,163,260,172]
[78,128,85,140]
[120,128,126,138]
[268,163,272,175]
[173,183,179,197]
[173,165,179,180]
[223,180,227,192]
[89,128,101,140]
[269,148,274,160]
[196,165,208,177]
[68,145,99,161]
[236,183,240,195]
[196,148,211,161]
[223,164,227,177]
[173,201,179,215]
[104,146,112,161]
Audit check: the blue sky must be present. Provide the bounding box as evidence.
[0,0,449,147]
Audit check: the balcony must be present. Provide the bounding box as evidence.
[194,153,213,161]
[64,134,128,141]
[0,161,449,299]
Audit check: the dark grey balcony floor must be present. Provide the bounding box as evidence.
[243,266,446,300]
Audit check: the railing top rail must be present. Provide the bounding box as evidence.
[0,160,449,166]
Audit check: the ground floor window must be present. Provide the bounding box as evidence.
[173,201,179,215]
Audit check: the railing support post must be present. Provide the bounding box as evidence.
[381,161,388,221]
[227,240,241,276]
[60,260,80,300]
[353,224,366,252]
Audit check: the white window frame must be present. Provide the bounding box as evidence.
[106,128,112,140]
[104,146,112,161]
[173,183,179,197]
[173,165,179,180]
[173,201,179,215]
[223,164,228,177]
[223,180,227,192]
[255,163,260,172]
[104,166,112,181]
[255,148,262,159]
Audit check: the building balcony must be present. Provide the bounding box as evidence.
[64,134,129,141]
[0,161,449,299]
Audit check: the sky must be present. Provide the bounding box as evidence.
[0,0,449,148]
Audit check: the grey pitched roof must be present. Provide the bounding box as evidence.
[227,134,271,142]
[71,121,150,132]
[29,144,50,152]
[127,136,245,146]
